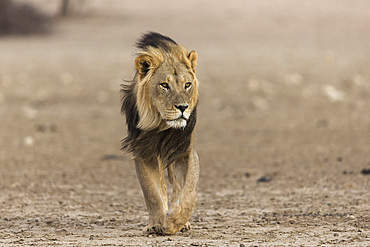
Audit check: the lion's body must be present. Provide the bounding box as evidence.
[121,32,199,235]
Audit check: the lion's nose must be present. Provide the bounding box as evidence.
[175,104,188,113]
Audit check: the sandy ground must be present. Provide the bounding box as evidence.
[0,0,370,246]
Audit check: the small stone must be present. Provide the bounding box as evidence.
[324,85,345,102]
[257,175,273,183]
[36,124,46,132]
[361,168,370,175]
[23,136,34,146]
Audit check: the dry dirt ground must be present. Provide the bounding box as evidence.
[0,1,370,246]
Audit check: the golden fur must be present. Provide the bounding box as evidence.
[121,32,200,235]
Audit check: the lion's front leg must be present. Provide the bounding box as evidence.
[134,158,167,234]
[158,150,199,235]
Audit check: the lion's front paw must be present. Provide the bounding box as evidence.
[152,224,168,235]
[143,225,160,235]
[180,221,192,232]
[153,221,191,235]
[143,224,168,235]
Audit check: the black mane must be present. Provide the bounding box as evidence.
[136,32,177,52]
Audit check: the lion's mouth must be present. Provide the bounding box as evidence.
[178,115,188,120]
[167,113,188,122]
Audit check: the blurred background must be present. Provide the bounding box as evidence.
[0,0,369,245]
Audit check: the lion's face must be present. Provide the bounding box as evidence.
[150,61,197,129]
[134,47,198,130]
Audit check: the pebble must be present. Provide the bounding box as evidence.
[35,124,58,132]
[361,168,370,175]
[324,85,345,102]
[23,136,34,146]
[257,175,273,183]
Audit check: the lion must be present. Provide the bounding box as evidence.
[121,32,199,235]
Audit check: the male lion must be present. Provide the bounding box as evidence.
[121,32,199,235]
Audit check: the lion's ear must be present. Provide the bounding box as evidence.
[135,54,152,76]
[188,51,197,72]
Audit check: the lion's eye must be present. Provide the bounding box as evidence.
[185,82,192,89]
[160,83,170,90]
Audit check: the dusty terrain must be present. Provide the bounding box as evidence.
[0,1,369,246]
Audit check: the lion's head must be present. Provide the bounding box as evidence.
[133,32,198,130]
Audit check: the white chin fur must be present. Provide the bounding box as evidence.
[166,119,187,129]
